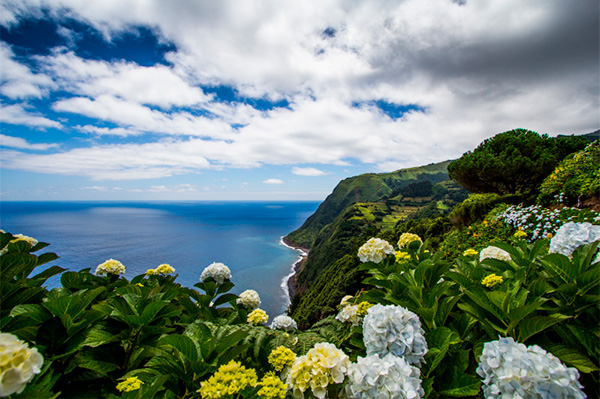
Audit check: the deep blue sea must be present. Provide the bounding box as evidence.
[0,201,319,318]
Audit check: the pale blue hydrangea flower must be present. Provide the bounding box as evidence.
[549,222,600,258]
[362,304,427,366]
[345,353,424,399]
[477,337,585,399]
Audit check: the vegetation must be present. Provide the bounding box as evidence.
[447,129,588,199]
[2,129,598,398]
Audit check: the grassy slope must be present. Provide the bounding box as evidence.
[286,160,453,248]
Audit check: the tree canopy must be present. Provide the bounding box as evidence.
[448,129,588,198]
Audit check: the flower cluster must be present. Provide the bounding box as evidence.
[482,274,504,288]
[268,346,297,372]
[199,262,232,284]
[0,333,44,397]
[236,289,261,309]
[336,304,361,326]
[94,259,126,276]
[479,246,511,262]
[513,228,528,239]
[116,376,143,392]
[362,304,428,366]
[549,222,600,258]
[257,372,288,399]
[397,233,422,249]
[356,301,373,316]
[270,315,297,332]
[463,248,478,257]
[477,337,585,399]
[247,308,269,325]
[497,204,599,242]
[198,360,258,398]
[146,263,175,276]
[358,238,395,263]
[345,353,424,399]
[395,251,411,263]
[286,342,350,399]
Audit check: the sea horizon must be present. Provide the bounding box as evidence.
[0,200,320,319]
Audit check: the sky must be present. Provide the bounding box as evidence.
[0,0,598,201]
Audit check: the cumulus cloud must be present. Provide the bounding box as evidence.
[0,0,597,184]
[263,178,283,184]
[292,167,327,176]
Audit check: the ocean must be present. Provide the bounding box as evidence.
[0,201,319,318]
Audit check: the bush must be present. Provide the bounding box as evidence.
[448,193,521,227]
[448,129,588,199]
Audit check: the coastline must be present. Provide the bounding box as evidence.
[279,235,309,307]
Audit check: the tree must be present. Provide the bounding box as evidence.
[448,129,588,199]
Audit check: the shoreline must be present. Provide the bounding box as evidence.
[279,235,309,308]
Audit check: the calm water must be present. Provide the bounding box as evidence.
[0,201,319,318]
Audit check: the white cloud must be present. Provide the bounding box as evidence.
[0,104,61,129]
[0,134,59,150]
[291,167,327,176]
[263,178,284,184]
[0,42,54,99]
[0,0,597,186]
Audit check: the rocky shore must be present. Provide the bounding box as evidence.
[281,235,310,301]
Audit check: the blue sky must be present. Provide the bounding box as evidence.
[1,0,598,201]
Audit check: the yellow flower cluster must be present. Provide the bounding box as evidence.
[356,301,373,316]
[116,376,143,392]
[395,250,411,263]
[287,342,349,399]
[198,360,257,398]
[146,264,175,275]
[463,248,479,257]
[268,346,296,372]
[514,229,528,239]
[257,372,288,399]
[397,233,422,249]
[247,308,269,325]
[482,274,504,288]
[94,259,126,276]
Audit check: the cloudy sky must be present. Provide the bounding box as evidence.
[0,0,598,201]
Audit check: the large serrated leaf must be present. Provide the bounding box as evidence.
[141,301,169,325]
[547,344,600,373]
[160,334,198,362]
[517,314,569,342]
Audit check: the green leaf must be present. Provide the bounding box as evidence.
[517,315,570,342]
[423,327,454,377]
[9,304,51,324]
[160,334,198,362]
[436,373,481,397]
[31,265,66,281]
[212,293,238,307]
[547,344,600,373]
[140,301,169,325]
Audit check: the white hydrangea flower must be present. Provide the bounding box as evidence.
[336,305,361,326]
[94,259,126,276]
[0,333,44,397]
[358,238,395,264]
[270,315,298,331]
[10,234,38,248]
[479,246,512,262]
[345,353,424,399]
[477,337,585,399]
[362,304,428,366]
[236,289,261,309]
[550,222,600,258]
[199,262,232,284]
[286,342,350,399]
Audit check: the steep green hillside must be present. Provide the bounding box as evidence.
[285,160,453,248]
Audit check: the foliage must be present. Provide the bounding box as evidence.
[538,140,600,206]
[448,193,521,228]
[448,129,588,199]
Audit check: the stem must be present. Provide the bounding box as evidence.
[122,328,141,371]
